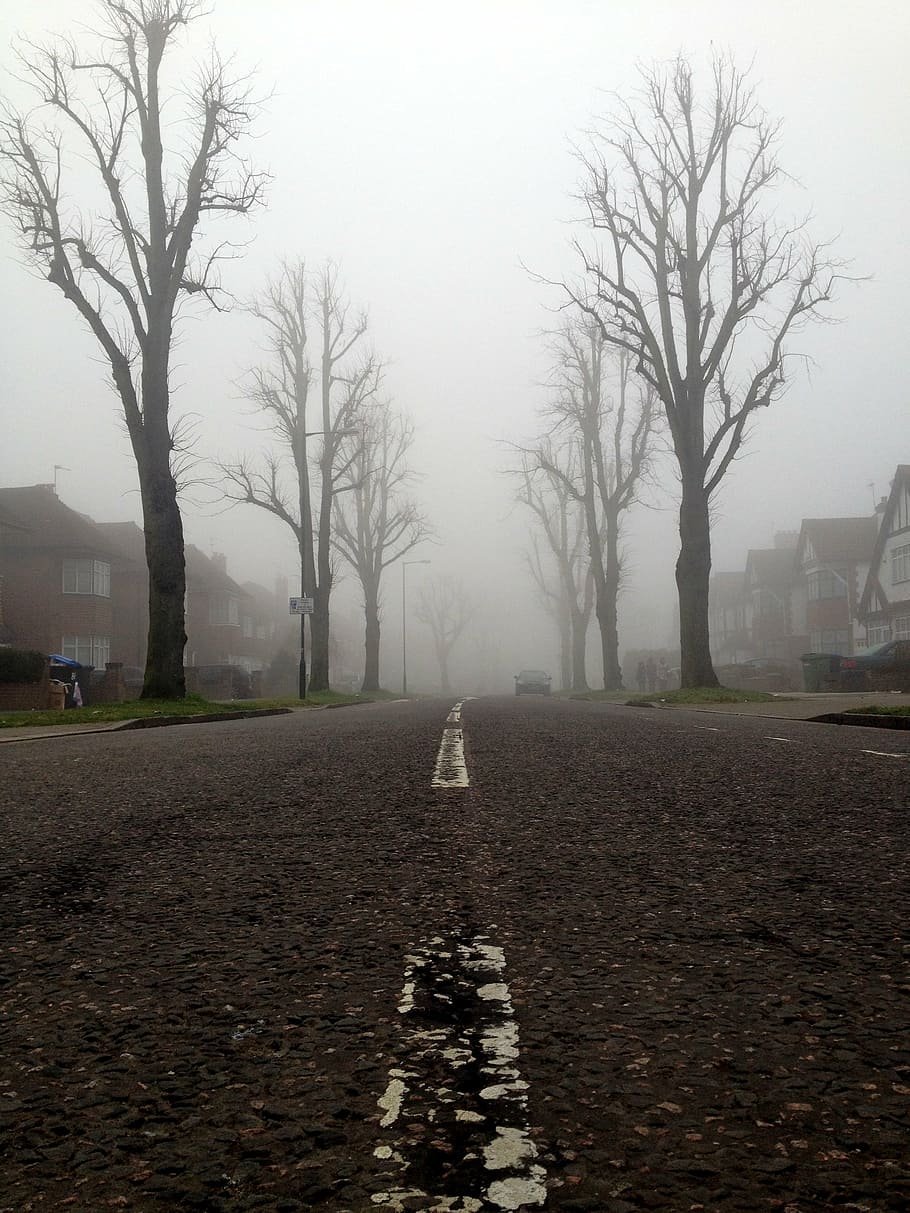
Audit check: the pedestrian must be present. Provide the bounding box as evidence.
[636,660,646,692]
[657,656,669,692]
[645,655,657,692]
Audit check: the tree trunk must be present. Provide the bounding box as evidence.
[558,600,572,691]
[136,369,186,700]
[309,581,331,692]
[599,511,623,691]
[570,605,589,692]
[676,477,718,687]
[362,588,381,692]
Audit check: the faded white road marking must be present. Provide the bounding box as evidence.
[693,725,721,731]
[766,735,798,743]
[433,701,470,788]
[861,749,908,760]
[372,931,546,1210]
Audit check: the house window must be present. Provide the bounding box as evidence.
[894,615,910,640]
[892,543,910,585]
[865,623,891,646]
[209,595,240,626]
[62,558,111,597]
[242,615,254,638]
[808,569,848,601]
[61,635,109,666]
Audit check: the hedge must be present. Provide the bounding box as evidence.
[0,648,47,684]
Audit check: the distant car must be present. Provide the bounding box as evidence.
[515,669,552,696]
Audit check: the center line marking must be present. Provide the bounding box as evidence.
[861,749,908,760]
[372,930,546,1210]
[766,736,798,743]
[433,701,470,788]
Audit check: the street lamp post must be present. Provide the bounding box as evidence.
[402,559,431,696]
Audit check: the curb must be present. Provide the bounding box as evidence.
[0,707,293,744]
[808,712,910,731]
[115,707,293,730]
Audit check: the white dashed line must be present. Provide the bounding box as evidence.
[433,701,470,788]
[693,725,721,732]
[861,749,908,760]
[766,736,798,743]
[372,932,546,1210]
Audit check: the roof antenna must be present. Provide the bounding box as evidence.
[53,465,71,495]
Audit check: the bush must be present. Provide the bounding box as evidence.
[0,648,47,684]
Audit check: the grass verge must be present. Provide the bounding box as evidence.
[843,703,910,717]
[0,689,389,730]
[625,686,785,705]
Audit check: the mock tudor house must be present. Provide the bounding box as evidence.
[858,465,910,644]
[794,516,877,657]
[744,537,806,663]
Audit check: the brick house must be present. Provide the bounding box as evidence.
[0,484,137,669]
[794,516,877,656]
[858,464,910,645]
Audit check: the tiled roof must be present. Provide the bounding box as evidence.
[0,485,118,556]
[798,516,876,564]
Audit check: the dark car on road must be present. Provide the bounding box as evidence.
[515,669,552,696]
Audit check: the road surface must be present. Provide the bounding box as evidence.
[1,697,907,1211]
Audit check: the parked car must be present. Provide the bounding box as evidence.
[515,669,552,696]
[718,657,795,691]
[840,639,910,689]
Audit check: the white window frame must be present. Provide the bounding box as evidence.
[894,615,910,640]
[62,558,111,597]
[892,543,910,585]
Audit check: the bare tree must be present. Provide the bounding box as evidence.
[568,54,842,686]
[219,261,375,694]
[516,442,593,691]
[0,1,266,698]
[415,577,473,696]
[530,324,655,690]
[333,399,431,692]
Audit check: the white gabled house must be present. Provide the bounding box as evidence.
[858,464,910,645]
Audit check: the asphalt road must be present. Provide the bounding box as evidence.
[1,697,907,1212]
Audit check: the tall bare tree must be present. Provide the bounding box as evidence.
[531,325,655,690]
[333,399,430,692]
[219,261,375,694]
[517,442,593,691]
[416,576,473,696]
[568,54,842,686]
[0,1,266,698]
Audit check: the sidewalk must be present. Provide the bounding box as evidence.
[665,689,910,727]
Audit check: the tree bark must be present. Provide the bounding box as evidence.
[309,581,331,692]
[676,477,718,687]
[139,461,186,699]
[558,600,572,691]
[362,587,381,692]
[570,604,589,691]
[600,510,623,690]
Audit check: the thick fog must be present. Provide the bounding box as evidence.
[1,0,907,692]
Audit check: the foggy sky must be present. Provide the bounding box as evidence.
[1,0,907,688]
